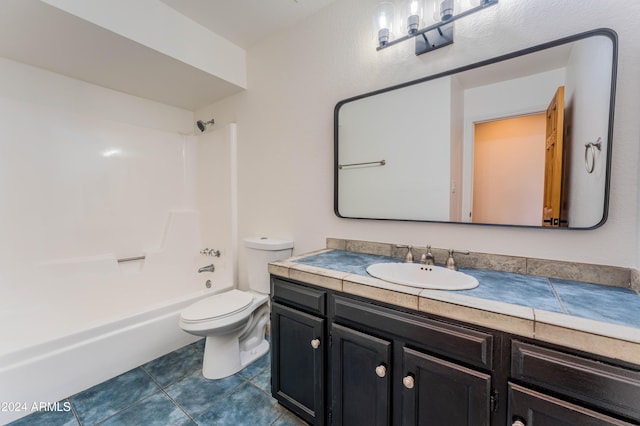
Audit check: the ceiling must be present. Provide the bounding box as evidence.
[0,0,338,111]
[159,0,339,49]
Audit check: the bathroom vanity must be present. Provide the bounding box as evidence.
[269,242,640,426]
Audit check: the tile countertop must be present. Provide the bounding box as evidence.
[268,249,640,365]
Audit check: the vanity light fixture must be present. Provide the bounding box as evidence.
[375,0,498,55]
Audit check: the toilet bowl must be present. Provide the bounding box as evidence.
[179,289,270,379]
[179,237,293,379]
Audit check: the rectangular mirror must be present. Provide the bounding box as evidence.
[335,29,617,229]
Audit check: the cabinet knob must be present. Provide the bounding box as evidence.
[311,338,320,349]
[375,364,386,378]
[512,421,526,426]
[402,375,415,389]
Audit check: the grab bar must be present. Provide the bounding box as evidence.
[117,256,146,263]
[338,159,386,170]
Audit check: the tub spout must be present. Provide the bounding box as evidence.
[198,264,215,273]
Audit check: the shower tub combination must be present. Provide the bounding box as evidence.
[0,100,238,422]
[0,207,235,424]
[0,258,229,424]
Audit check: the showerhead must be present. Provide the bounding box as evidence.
[196,118,215,132]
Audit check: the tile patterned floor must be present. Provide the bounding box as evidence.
[9,339,307,426]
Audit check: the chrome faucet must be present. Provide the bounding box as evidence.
[198,264,215,273]
[396,245,414,263]
[420,245,435,265]
[444,249,470,271]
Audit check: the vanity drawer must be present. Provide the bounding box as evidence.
[272,277,326,315]
[511,340,640,421]
[332,295,493,370]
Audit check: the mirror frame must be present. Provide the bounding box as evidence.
[334,28,618,229]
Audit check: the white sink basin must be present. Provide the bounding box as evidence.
[366,263,479,290]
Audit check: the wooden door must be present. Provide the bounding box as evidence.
[401,347,492,426]
[271,303,325,425]
[542,86,565,227]
[330,323,391,426]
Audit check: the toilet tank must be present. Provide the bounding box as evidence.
[244,237,293,293]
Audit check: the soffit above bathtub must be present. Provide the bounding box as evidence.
[158,0,339,49]
[0,0,246,111]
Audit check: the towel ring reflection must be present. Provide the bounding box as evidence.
[584,137,602,174]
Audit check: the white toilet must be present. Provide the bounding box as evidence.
[179,237,293,379]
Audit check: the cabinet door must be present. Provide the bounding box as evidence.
[331,323,391,426]
[401,347,492,426]
[508,383,636,426]
[271,302,325,425]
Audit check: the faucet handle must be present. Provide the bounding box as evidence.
[396,245,414,263]
[200,248,221,257]
[445,249,469,271]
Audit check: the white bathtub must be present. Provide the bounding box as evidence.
[0,268,231,424]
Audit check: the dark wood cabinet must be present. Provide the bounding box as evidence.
[330,323,391,426]
[508,383,635,426]
[401,347,492,426]
[270,275,640,426]
[508,340,640,426]
[330,294,496,426]
[271,302,325,425]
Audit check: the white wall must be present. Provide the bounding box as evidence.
[196,124,238,285]
[337,77,451,220]
[472,115,546,226]
[564,35,614,228]
[197,0,640,269]
[461,68,566,221]
[449,75,464,222]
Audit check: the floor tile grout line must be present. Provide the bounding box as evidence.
[140,364,197,391]
[179,379,251,424]
[182,378,255,424]
[140,365,199,424]
[91,388,166,426]
[270,411,289,426]
[158,387,198,424]
[67,397,82,426]
[87,366,179,425]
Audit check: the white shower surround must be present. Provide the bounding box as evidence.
[0,59,239,423]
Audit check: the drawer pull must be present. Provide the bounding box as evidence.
[403,375,415,389]
[311,338,321,349]
[375,365,386,378]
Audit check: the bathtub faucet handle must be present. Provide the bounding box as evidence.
[200,248,221,257]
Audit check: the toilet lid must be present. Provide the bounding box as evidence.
[181,290,254,323]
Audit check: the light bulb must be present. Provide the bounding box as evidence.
[375,2,395,47]
[440,0,454,21]
[405,0,424,35]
